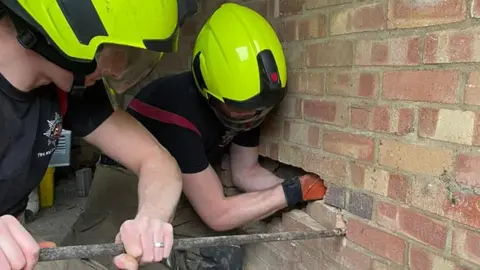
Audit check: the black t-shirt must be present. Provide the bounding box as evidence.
[0,74,114,216]
[125,71,260,174]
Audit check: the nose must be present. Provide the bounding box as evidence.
[96,45,128,79]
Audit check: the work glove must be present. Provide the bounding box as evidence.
[281,174,327,207]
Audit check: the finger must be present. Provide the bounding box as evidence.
[161,224,174,259]
[0,248,12,270]
[0,220,26,270]
[119,220,143,259]
[113,254,138,270]
[152,227,164,262]
[140,221,155,264]
[3,216,40,270]
[38,242,56,249]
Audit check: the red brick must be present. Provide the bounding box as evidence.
[277,96,302,119]
[424,27,480,64]
[379,139,454,176]
[307,40,354,67]
[306,201,345,229]
[303,150,347,184]
[444,192,480,229]
[372,106,390,132]
[252,242,296,269]
[278,0,305,16]
[347,219,405,264]
[327,71,379,98]
[410,245,468,270]
[292,71,325,95]
[305,0,352,9]
[340,245,373,270]
[453,227,480,265]
[350,163,365,188]
[323,131,375,161]
[260,114,283,140]
[382,70,458,103]
[274,19,297,42]
[330,3,386,35]
[278,143,303,167]
[376,201,398,230]
[473,112,480,146]
[297,13,326,40]
[283,120,321,148]
[356,36,422,66]
[350,107,370,130]
[284,43,305,68]
[410,176,448,217]
[398,207,448,250]
[465,72,480,105]
[387,0,466,29]
[418,108,439,137]
[456,154,480,188]
[303,99,349,127]
[419,108,476,145]
[388,174,408,202]
[449,34,474,62]
[371,260,390,270]
[282,210,345,253]
[397,108,414,135]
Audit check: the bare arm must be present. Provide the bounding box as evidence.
[83,109,182,222]
[182,164,286,232]
[229,143,283,192]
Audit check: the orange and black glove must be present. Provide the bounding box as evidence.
[281,174,327,207]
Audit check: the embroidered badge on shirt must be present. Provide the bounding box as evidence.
[43,112,63,147]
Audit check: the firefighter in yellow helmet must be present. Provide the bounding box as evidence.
[53,3,326,270]
[0,0,197,269]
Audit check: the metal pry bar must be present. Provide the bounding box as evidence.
[39,229,346,261]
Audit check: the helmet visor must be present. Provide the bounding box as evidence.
[210,99,274,131]
[95,44,163,108]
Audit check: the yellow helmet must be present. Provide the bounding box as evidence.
[192,3,287,131]
[0,0,184,61]
[0,0,197,107]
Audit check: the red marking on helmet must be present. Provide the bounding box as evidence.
[270,72,278,83]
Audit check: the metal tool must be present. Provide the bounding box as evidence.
[39,229,346,261]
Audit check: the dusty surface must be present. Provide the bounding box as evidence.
[25,176,88,243]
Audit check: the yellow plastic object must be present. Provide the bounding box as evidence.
[39,167,55,208]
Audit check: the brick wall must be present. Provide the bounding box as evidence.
[147,0,480,269]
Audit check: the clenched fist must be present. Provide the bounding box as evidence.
[112,215,174,270]
[0,215,55,270]
[281,174,327,207]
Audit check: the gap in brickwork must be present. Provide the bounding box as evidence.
[243,156,349,270]
[256,155,347,227]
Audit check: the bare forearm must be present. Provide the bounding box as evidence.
[233,164,283,192]
[213,185,286,231]
[136,153,182,222]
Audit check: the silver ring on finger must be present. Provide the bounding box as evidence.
[154,241,164,248]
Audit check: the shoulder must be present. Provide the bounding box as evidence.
[126,71,206,135]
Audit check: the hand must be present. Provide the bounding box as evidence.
[298,173,327,201]
[0,215,56,270]
[112,215,174,270]
[281,174,327,207]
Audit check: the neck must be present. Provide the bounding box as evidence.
[0,19,74,92]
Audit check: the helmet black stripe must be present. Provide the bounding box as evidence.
[56,0,107,45]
